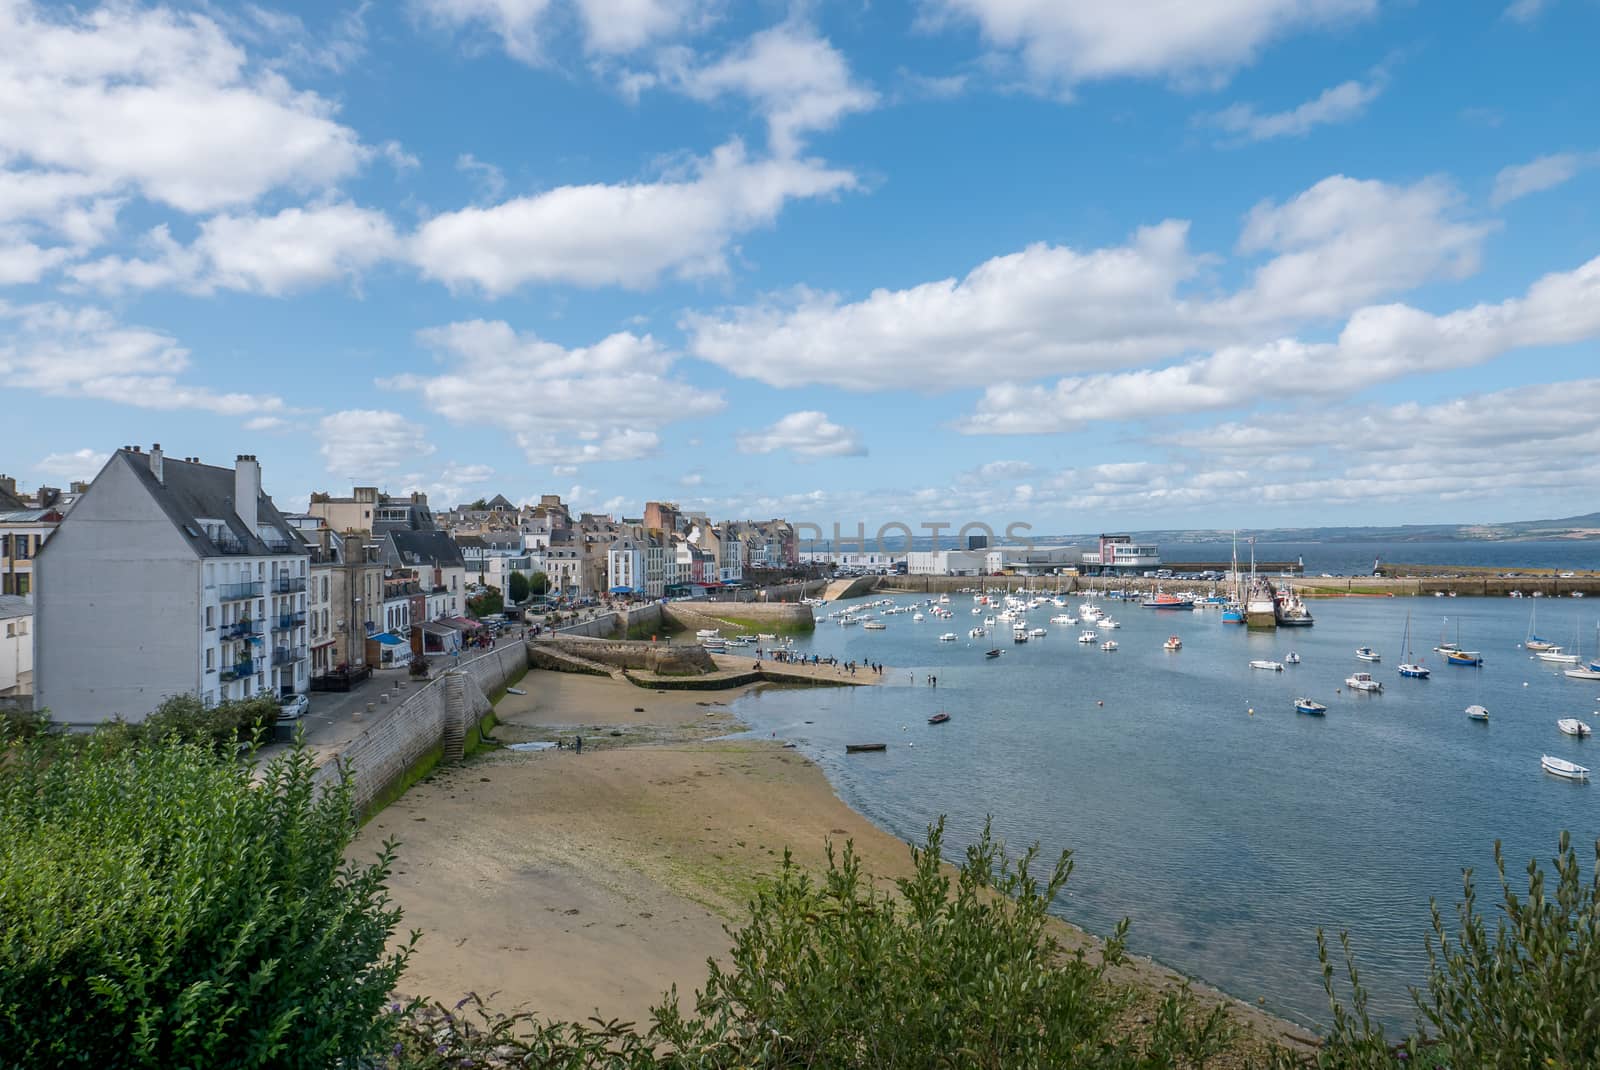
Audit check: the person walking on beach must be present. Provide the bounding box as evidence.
[575,734,583,754]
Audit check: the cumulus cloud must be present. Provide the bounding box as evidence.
[652,24,878,155]
[687,174,1489,390]
[736,411,866,458]
[1491,151,1597,206]
[387,320,724,465]
[925,0,1376,92]
[317,410,435,479]
[35,448,110,481]
[411,140,856,294]
[1197,77,1383,142]
[70,203,400,296]
[0,301,285,415]
[957,253,1600,434]
[415,0,708,62]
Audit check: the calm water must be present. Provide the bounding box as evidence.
[728,592,1600,1031]
[1162,539,1600,576]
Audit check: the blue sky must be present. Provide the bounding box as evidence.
[3,0,1598,533]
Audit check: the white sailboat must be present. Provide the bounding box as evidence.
[1397,611,1429,679]
[1524,603,1556,651]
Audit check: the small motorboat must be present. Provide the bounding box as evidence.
[1557,718,1592,737]
[505,687,527,696]
[984,648,1002,659]
[1078,631,1098,643]
[1250,659,1284,672]
[912,613,925,621]
[1284,652,1300,664]
[1100,640,1118,651]
[846,743,888,754]
[939,633,957,642]
[864,621,887,630]
[1029,627,1047,637]
[1536,647,1582,664]
[1099,617,1121,629]
[1345,672,1383,692]
[1466,705,1489,721]
[927,712,951,725]
[968,627,985,638]
[1294,698,1327,715]
[1163,636,1182,651]
[1542,754,1590,780]
[1050,614,1077,625]
[1355,647,1381,662]
[1398,662,1431,679]
[1446,650,1484,666]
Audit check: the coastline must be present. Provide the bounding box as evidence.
[351,668,1316,1057]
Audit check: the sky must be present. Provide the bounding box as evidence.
[2,0,1598,535]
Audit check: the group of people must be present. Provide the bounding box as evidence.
[752,649,889,678]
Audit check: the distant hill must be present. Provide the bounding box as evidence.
[1059,512,1600,545]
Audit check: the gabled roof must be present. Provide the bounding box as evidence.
[386,529,466,569]
[117,451,307,558]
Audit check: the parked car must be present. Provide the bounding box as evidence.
[279,693,309,719]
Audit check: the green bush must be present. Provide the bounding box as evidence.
[0,735,414,1068]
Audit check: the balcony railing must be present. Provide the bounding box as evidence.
[273,576,308,594]
[221,620,263,640]
[273,612,307,631]
[272,646,306,667]
[220,658,256,681]
[218,581,264,601]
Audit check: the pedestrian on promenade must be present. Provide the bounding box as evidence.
[575,734,583,754]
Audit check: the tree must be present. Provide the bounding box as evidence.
[467,590,503,618]
[0,736,413,1068]
[469,497,489,510]
[508,570,530,604]
[528,570,550,597]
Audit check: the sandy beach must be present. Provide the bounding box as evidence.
[351,668,1315,1055]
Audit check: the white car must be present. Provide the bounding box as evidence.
[279,693,309,719]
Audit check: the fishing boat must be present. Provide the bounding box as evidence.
[845,743,887,754]
[1355,647,1381,662]
[1142,589,1193,610]
[1541,755,1589,780]
[1077,631,1098,643]
[927,712,951,725]
[1163,636,1182,651]
[1284,651,1301,664]
[1557,718,1592,737]
[939,632,957,642]
[984,648,1002,659]
[1250,659,1285,672]
[1397,612,1430,678]
[1466,704,1489,721]
[1100,640,1118,651]
[1345,672,1383,692]
[1221,603,1245,624]
[1294,698,1327,715]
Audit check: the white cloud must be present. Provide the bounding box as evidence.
[387,320,724,465]
[244,416,289,432]
[70,203,399,296]
[1197,77,1382,142]
[1504,0,1548,23]
[0,236,70,285]
[0,301,285,415]
[456,153,507,201]
[416,0,705,61]
[411,140,856,293]
[961,460,1037,483]
[736,411,866,458]
[656,24,878,155]
[688,175,1489,390]
[925,0,1376,91]
[0,1,370,215]
[1491,151,1596,206]
[317,410,435,479]
[35,448,109,481]
[957,253,1600,434]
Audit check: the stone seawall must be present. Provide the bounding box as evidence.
[662,601,814,633]
[310,643,528,816]
[546,636,716,675]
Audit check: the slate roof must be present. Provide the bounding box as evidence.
[386,529,466,569]
[0,594,32,620]
[115,451,307,558]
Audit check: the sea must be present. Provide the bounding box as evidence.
[724,546,1600,1033]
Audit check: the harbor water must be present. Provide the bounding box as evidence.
[728,591,1600,1031]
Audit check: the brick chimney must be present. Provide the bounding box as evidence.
[235,454,260,532]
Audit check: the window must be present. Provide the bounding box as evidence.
[205,606,215,629]
[15,575,28,597]
[205,649,214,672]
[4,623,11,638]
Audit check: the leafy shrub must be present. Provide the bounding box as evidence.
[1277,831,1600,1068]
[0,735,413,1068]
[409,655,432,679]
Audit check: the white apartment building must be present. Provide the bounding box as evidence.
[35,447,311,726]
[607,537,646,596]
[0,594,31,698]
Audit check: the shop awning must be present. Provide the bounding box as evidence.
[372,631,405,646]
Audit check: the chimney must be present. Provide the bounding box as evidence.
[0,474,14,496]
[149,443,164,484]
[235,454,260,533]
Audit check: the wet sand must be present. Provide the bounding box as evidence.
[351,669,1315,1055]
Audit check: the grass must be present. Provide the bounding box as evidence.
[360,741,444,825]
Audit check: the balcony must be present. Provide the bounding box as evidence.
[273,576,308,594]
[218,581,264,601]
[273,611,308,632]
[272,646,306,667]
[221,620,263,640]
[220,658,256,681]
